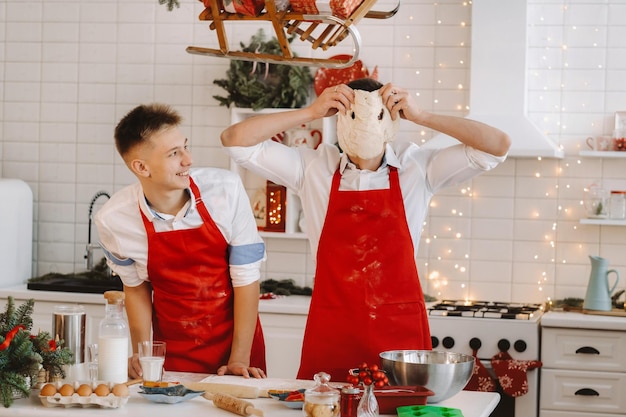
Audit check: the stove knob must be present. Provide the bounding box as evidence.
[497,339,510,352]
[431,336,439,348]
[514,339,527,353]
[469,337,482,351]
[442,336,455,349]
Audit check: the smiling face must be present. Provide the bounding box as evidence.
[337,89,399,160]
[129,126,193,194]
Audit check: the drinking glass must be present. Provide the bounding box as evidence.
[138,341,166,383]
[87,343,98,381]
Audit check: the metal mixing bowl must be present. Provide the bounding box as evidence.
[380,350,475,403]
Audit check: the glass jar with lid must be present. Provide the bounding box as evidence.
[303,372,340,417]
[609,191,626,219]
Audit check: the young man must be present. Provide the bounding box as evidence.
[221,78,511,380]
[96,103,266,379]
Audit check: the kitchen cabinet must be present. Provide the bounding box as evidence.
[0,294,105,347]
[229,107,336,238]
[540,312,626,416]
[259,311,307,379]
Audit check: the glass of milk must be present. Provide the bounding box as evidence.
[138,340,166,383]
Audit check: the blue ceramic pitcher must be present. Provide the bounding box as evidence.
[583,255,620,311]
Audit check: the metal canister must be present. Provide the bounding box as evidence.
[52,305,86,364]
[340,386,361,417]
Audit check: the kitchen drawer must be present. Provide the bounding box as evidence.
[541,410,619,417]
[541,327,626,371]
[540,368,626,414]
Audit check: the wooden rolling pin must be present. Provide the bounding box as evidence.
[205,392,264,416]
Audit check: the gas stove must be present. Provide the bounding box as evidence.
[426,300,544,417]
[428,300,543,321]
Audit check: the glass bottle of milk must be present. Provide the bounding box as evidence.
[98,291,129,383]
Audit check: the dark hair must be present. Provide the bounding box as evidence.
[347,77,383,92]
[114,103,182,157]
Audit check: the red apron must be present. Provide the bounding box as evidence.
[297,166,431,381]
[140,178,266,373]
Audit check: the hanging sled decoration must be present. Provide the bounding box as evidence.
[186,0,400,68]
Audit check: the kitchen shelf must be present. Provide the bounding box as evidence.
[579,218,626,226]
[579,150,626,158]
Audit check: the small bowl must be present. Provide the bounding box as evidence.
[269,389,305,409]
[380,350,475,403]
[138,384,205,404]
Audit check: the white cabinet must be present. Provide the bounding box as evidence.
[229,107,336,238]
[259,311,307,379]
[0,295,105,347]
[540,326,626,416]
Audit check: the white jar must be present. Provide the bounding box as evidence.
[609,191,626,219]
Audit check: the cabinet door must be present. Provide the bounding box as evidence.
[259,312,307,379]
[541,327,626,371]
[540,368,626,414]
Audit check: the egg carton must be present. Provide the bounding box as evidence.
[397,405,464,417]
[38,380,129,408]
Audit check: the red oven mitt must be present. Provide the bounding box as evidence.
[490,350,542,397]
[464,349,497,392]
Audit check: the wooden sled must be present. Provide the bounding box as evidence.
[186,0,400,68]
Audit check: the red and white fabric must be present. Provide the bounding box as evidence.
[490,350,542,397]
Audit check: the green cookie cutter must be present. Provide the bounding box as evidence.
[396,405,464,417]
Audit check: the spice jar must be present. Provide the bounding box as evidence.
[340,386,361,417]
[303,372,340,417]
[609,191,626,219]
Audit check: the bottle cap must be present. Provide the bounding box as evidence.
[104,290,125,304]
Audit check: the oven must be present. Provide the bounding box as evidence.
[427,300,543,417]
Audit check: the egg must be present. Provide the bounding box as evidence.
[39,383,57,396]
[76,383,93,397]
[58,383,75,396]
[112,384,129,397]
[94,383,111,396]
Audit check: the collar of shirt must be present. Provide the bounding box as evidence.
[339,142,403,174]
[140,188,194,223]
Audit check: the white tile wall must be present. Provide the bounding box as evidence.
[1,0,626,306]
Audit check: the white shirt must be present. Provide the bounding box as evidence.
[95,167,265,288]
[226,140,505,257]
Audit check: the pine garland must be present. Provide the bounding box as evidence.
[213,29,313,110]
[0,297,73,408]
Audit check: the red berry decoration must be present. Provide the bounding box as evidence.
[347,362,389,387]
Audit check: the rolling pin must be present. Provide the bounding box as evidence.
[205,392,264,416]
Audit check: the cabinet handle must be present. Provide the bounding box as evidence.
[575,388,600,396]
[575,346,600,355]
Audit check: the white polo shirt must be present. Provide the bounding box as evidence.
[225,140,505,258]
[95,167,265,288]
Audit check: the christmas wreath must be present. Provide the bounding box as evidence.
[0,297,73,408]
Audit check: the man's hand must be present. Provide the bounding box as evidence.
[216,362,267,379]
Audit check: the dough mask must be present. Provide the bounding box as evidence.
[337,89,399,159]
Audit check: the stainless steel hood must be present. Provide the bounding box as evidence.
[429,0,564,158]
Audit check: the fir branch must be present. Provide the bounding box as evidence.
[158,0,180,11]
[212,29,313,110]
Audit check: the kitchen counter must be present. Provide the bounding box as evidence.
[0,372,500,417]
[541,310,626,331]
[0,285,311,316]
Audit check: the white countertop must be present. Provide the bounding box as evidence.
[0,285,311,315]
[0,372,500,417]
[541,310,626,331]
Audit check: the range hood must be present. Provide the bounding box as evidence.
[429,0,564,158]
